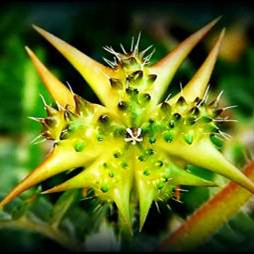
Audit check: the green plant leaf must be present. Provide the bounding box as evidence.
[50,189,79,228]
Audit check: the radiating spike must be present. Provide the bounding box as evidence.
[137,179,154,231]
[41,158,103,194]
[0,143,98,208]
[172,29,225,103]
[157,138,254,193]
[43,155,132,229]
[32,25,120,108]
[112,185,132,230]
[25,47,75,110]
[148,17,221,106]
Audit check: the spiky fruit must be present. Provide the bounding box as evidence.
[1,17,254,231]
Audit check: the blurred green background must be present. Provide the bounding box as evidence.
[1,0,254,251]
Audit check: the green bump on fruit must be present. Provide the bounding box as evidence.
[3,19,254,233]
[157,182,164,190]
[155,160,163,167]
[164,131,173,143]
[121,161,128,169]
[109,172,114,178]
[149,137,156,144]
[143,169,150,176]
[184,134,193,145]
[97,134,104,142]
[145,148,154,156]
[138,155,145,161]
[74,141,85,152]
[101,184,109,193]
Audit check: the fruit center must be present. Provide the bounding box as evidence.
[124,127,143,145]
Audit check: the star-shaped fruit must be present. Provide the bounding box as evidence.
[1,17,254,231]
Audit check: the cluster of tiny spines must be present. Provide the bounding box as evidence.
[140,90,234,148]
[103,34,158,126]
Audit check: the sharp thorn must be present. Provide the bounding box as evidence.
[120,43,127,54]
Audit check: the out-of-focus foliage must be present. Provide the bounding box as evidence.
[1,1,254,251]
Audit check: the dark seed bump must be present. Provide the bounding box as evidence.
[187,117,196,125]
[126,75,133,83]
[132,70,143,79]
[103,162,108,168]
[109,78,122,89]
[148,74,157,82]
[143,93,151,101]
[161,102,170,111]
[163,176,168,182]
[173,113,181,120]
[149,118,154,124]
[194,97,202,104]
[60,132,67,140]
[190,106,200,116]
[133,88,139,95]
[44,118,55,127]
[126,87,132,94]
[177,96,186,105]
[169,120,175,128]
[209,99,217,107]
[99,114,109,123]
[113,152,121,158]
[214,108,224,117]
[118,101,128,110]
